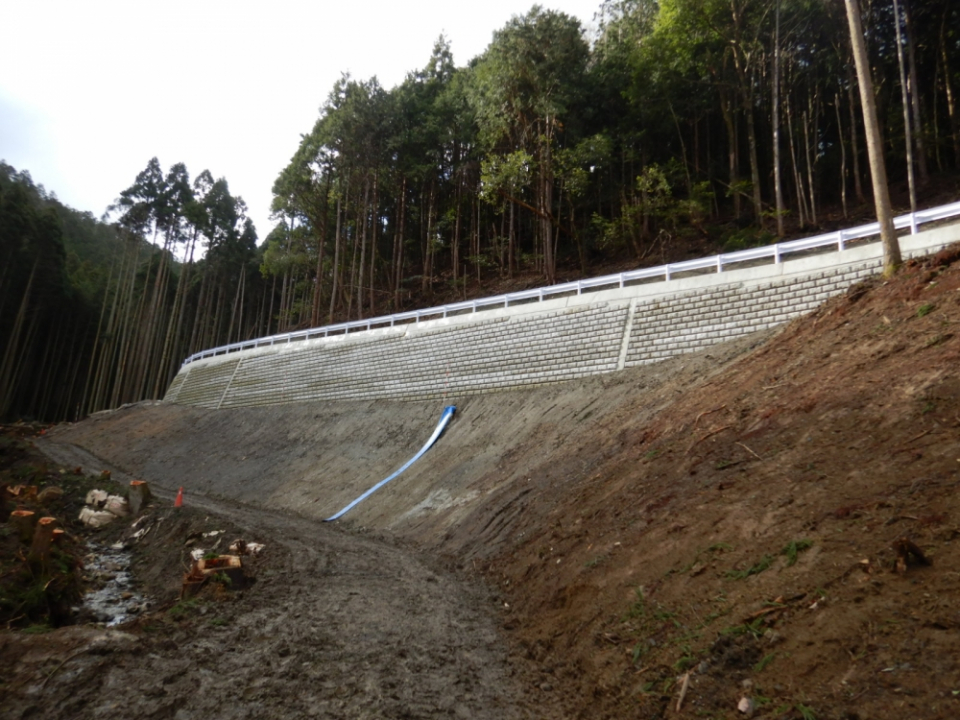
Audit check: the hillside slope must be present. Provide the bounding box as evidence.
[45,244,960,719]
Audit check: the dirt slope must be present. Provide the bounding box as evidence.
[35,245,960,719]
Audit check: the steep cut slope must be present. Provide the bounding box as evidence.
[468,245,960,719]
[45,245,960,719]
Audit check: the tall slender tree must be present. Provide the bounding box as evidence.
[844,0,900,274]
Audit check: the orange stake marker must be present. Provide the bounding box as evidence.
[174,487,184,508]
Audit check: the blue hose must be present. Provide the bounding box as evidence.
[324,406,456,521]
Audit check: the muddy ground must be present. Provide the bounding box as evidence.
[4,244,960,719]
[1,451,525,719]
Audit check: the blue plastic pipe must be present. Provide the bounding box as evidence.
[324,406,456,521]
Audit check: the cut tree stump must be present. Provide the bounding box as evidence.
[128,480,152,515]
[29,516,59,567]
[10,509,37,542]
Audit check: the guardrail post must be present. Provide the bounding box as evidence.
[837,230,845,252]
[716,256,723,273]
[910,212,918,235]
[665,264,671,281]
[774,244,781,264]
[415,310,421,325]
[619,273,624,289]
[577,280,582,295]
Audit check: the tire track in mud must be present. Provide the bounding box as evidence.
[23,439,527,720]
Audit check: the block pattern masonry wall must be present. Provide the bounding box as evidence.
[164,224,959,408]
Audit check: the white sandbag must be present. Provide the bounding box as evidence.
[104,495,130,517]
[79,506,116,528]
[85,489,109,507]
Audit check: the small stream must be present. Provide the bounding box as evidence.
[80,542,150,626]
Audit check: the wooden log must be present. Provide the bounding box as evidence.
[29,516,59,566]
[10,509,37,542]
[128,480,153,515]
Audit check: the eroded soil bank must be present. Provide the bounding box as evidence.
[8,244,960,719]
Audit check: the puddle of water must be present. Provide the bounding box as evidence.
[80,542,150,626]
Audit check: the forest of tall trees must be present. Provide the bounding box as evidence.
[2,0,959,421]
[265,0,960,324]
[0,161,261,421]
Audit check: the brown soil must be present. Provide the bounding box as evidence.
[4,243,960,719]
[1,461,524,719]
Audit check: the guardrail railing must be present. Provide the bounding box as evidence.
[182,200,960,366]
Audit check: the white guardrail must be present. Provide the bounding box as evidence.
[183,200,960,366]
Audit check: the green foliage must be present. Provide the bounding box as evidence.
[754,653,776,672]
[0,156,258,422]
[480,151,533,205]
[21,623,54,634]
[916,303,935,317]
[673,643,696,671]
[726,554,774,580]
[781,539,813,567]
[590,212,627,253]
[261,0,955,345]
[636,164,673,211]
[470,7,588,151]
[721,227,776,252]
[168,598,202,620]
[0,554,83,629]
[626,587,647,619]
[0,164,78,419]
[721,618,765,639]
[727,540,813,579]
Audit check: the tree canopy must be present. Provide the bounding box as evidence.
[265,0,960,325]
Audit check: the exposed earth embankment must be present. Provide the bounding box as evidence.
[9,244,960,719]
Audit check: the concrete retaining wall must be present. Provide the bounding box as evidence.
[165,223,959,408]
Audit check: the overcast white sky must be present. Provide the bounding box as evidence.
[1,0,601,244]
